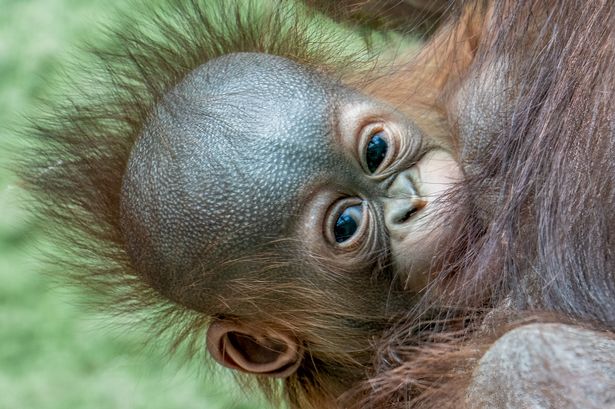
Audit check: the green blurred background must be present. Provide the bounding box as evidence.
[0,1,271,408]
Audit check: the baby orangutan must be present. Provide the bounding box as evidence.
[122,51,461,394]
[22,3,461,408]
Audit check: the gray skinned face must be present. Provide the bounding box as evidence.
[120,52,461,299]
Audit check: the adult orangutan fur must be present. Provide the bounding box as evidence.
[329,1,615,408]
[18,1,461,408]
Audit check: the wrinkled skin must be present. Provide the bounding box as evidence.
[467,324,615,409]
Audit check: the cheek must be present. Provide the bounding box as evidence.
[390,150,462,291]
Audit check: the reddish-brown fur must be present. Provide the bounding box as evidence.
[334,1,615,407]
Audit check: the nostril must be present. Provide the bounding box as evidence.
[392,199,427,225]
[396,207,418,224]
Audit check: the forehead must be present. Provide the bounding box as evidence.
[122,53,359,273]
[165,52,347,225]
[168,53,339,166]
[186,53,332,100]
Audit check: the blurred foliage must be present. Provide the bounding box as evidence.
[0,0,271,408]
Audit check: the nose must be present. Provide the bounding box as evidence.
[383,169,426,229]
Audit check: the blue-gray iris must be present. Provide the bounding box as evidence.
[366,131,388,173]
[334,205,363,243]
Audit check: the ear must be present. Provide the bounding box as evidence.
[206,321,303,378]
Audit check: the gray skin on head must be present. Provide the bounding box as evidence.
[121,53,369,298]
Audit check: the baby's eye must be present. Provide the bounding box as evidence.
[334,205,364,243]
[365,131,388,173]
